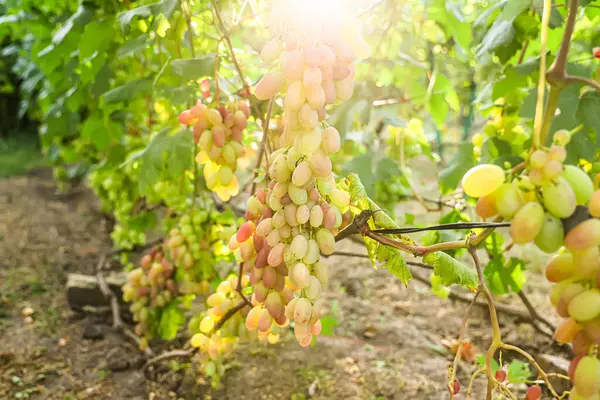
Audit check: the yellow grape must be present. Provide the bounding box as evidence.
[316,228,335,255]
[296,204,310,225]
[303,239,320,265]
[568,386,599,399]
[335,77,354,101]
[303,67,322,86]
[495,183,524,219]
[305,84,326,109]
[310,205,324,227]
[530,150,548,169]
[510,202,544,244]
[589,190,600,218]
[291,235,309,259]
[308,150,333,177]
[207,292,226,307]
[267,242,285,267]
[549,278,574,307]
[284,81,306,111]
[475,194,498,219]
[545,253,575,283]
[292,262,310,288]
[569,290,600,322]
[562,165,594,204]
[573,246,600,278]
[322,126,341,154]
[534,213,564,253]
[261,38,283,63]
[542,178,576,218]
[288,183,308,205]
[294,298,312,324]
[565,219,600,251]
[273,182,288,198]
[285,297,298,320]
[266,292,284,318]
[574,356,600,397]
[298,103,318,129]
[258,308,273,332]
[256,217,273,237]
[553,129,571,146]
[330,189,350,209]
[548,145,567,162]
[461,164,505,198]
[543,160,563,180]
[200,315,215,333]
[284,203,299,227]
[306,276,322,301]
[207,108,223,125]
[554,317,582,344]
[217,166,234,186]
[273,153,292,182]
[294,128,322,154]
[255,71,284,100]
[283,50,305,81]
[191,333,209,349]
[322,80,337,105]
[292,161,312,187]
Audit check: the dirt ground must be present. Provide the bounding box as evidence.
[0,167,573,400]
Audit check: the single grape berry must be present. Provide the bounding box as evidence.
[451,378,460,395]
[594,47,600,59]
[525,385,542,400]
[495,369,507,382]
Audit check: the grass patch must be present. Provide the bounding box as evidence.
[0,134,47,177]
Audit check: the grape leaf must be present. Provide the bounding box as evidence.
[483,233,525,295]
[342,154,375,196]
[118,0,179,34]
[422,251,478,290]
[101,77,153,104]
[476,355,500,374]
[319,316,338,336]
[81,114,123,151]
[507,361,532,383]
[170,55,216,81]
[117,34,150,58]
[158,301,185,340]
[79,18,115,62]
[499,0,532,21]
[577,91,600,141]
[439,142,474,194]
[52,3,95,45]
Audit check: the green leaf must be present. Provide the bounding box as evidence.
[158,301,185,340]
[499,0,532,20]
[439,142,474,194]
[101,77,153,104]
[507,361,532,384]
[117,34,150,58]
[474,0,508,28]
[117,0,179,34]
[79,18,115,62]
[319,316,339,336]
[422,251,478,290]
[427,71,457,127]
[484,233,526,295]
[53,3,95,45]
[123,128,193,193]
[430,273,450,298]
[577,91,600,141]
[377,245,412,283]
[81,115,123,150]
[476,20,515,58]
[476,355,500,374]
[169,55,216,81]
[342,154,375,197]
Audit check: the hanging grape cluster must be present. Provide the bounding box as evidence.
[227,4,369,347]
[123,207,238,343]
[463,129,600,398]
[178,100,251,201]
[188,275,251,384]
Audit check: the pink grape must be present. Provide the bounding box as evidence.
[268,242,286,267]
[321,127,341,154]
[284,50,305,80]
[266,291,284,318]
[548,145,567,162]
[262,266,277,289]
[308,150,333,177]
[292,161,312,187]
[255,71,284,100]
[322,80,337,104]
[256,217,273,237]
[545,253,575,283]
[510,202,544,244]
[335,77,354,101]
[303,67,322,86]
[554,317,582,343]
[543,160,563,180]
[294,298,313,324]
[284,81,306,111]
[292,262,310,288]
[258,308,273,332]
[530,150,548,169]
[306,84,326,109]
[298,104,318,129]
[246,306,262,330]
[565,219,600,251]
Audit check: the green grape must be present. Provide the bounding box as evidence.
[561,165,594,205]
[542,178,576,219]
[292,161,312,187]
[510,202,544,244]
[574,356,600,397]
[569,290,600,322]
[288,184,308,205]
[495,183,524,219]
[530,150,548,169]
[284,81,306,111]
[261,37,283,63]
[305,276,322,301]
[303,239,320,265]
[553,129,571,146]
[291,235,308,259]
[461,164,505,198]
[534,213,564,253]
[316,228,335,255]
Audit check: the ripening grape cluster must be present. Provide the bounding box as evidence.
[463,129,600,398]
[123,208,237,342]
[178,100,250,201]
[189,276,251,381]
[123,247,178,346]
[225,8,368,346]
[89,168,146,249]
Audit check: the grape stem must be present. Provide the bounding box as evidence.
[250,96,274,196]
[448,289,480,399]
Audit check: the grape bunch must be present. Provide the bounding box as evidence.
[225,10,367,347]
[122,247,178,348]
[123,207,238,343]
[178,100,250,201]
[89,167,146,249]
[189,275,252,384]
[462,129,600,398]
